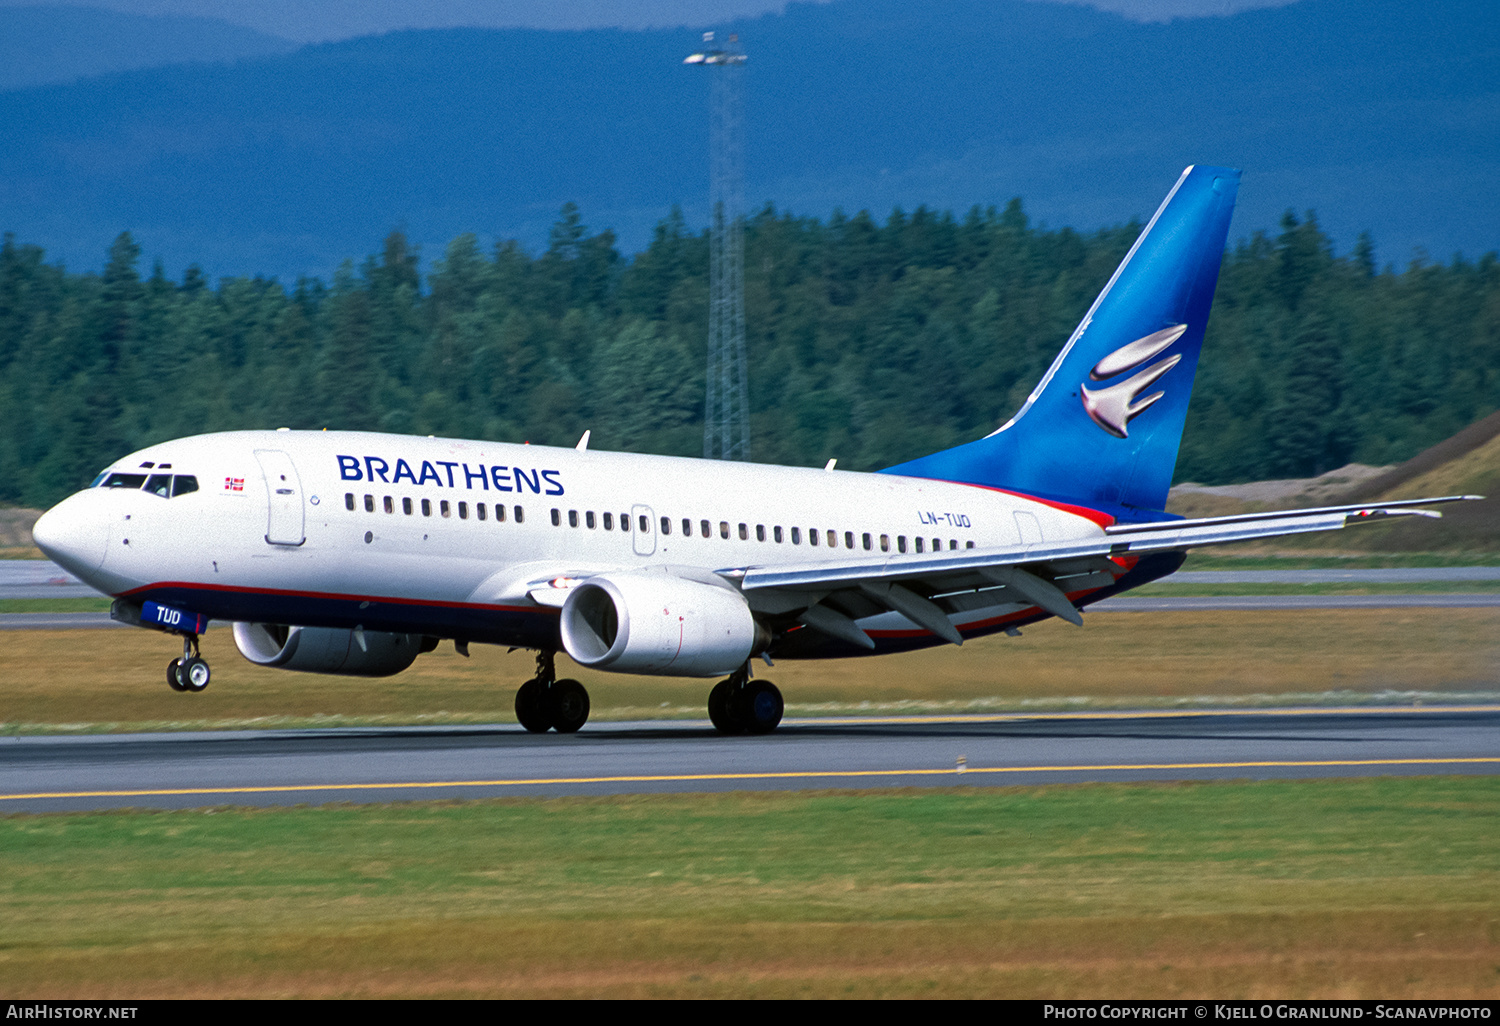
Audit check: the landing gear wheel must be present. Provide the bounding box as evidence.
[167,659,188,692]
[180,656,211,692]
[548,678,590,734]
[741,680,783,734]
[708,678,742,734]
[515,678,552,733]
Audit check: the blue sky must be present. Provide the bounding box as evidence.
[0,0,1300,41]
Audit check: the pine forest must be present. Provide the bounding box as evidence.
[1,201,1496,509]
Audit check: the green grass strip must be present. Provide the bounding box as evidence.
[0,598,113,613]
[1,778,1497,997]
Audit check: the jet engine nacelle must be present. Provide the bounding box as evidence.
[232,622,425,677]
[559,572,766,677]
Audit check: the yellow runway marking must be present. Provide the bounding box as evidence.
[5,757,1500,802]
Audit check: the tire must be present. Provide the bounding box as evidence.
[548,679,590,734]
[181,657,210,692]
[707,679,741,734]
[742,680,783,734]
[167,659,188,692]
[514,678,552,733]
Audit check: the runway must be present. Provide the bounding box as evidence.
[4,706,1497,813]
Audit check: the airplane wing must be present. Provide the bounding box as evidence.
[728,495,1482,649]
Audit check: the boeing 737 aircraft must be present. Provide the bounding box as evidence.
[31,167,1475,734]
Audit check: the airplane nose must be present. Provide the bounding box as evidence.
[31,493,110,578]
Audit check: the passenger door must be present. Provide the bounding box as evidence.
[254,449,305,546]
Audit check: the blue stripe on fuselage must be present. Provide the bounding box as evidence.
[121,583,562,649]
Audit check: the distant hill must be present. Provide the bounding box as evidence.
[0,0,1496,280]
[1350,414,1500,552]
[0,5,298,91]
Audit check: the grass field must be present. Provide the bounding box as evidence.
[2,607,1497,733]
[1,778,1496,998]
[0,598,113,613]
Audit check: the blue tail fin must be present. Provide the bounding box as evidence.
[882,165,1240,521]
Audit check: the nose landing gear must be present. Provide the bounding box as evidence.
[515,650,591,734]
[108,600,212,694]
[167,635,210,693]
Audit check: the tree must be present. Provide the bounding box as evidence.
[1275,210,1331,312]
[319,261,378,431]
[1264,301,1349,477]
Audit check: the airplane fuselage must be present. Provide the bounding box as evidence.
[39,429,1158,660]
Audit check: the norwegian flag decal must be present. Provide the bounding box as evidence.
[224,477,244,491]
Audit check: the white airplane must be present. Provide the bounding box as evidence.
[31,167,1475,735]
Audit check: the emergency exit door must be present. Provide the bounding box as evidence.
[631,504,655,557]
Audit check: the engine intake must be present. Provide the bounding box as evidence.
[560,573,765,677]
[232,622,425,677]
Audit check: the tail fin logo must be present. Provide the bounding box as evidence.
[1080,324,1188,439]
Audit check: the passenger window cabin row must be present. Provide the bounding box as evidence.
[550,508,976,554]
[344,492,978,555]
[345,493,525,523]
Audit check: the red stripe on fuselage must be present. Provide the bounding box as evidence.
[952,482,1116,528]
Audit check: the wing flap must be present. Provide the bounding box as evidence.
[797,604,876,650]
[860,581,964,645]
[977,565,1083,626]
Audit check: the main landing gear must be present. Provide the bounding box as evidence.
[509,654,784,737]
[708,665,783,735]
[515,650,590,734]
[166,634,210,693]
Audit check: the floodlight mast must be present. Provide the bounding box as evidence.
[685,32,750,462]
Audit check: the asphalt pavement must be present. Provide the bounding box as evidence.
[3,707,1497,812]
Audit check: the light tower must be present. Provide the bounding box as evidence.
[685,32,749,461]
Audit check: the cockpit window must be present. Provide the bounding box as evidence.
[94,471,198,496]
